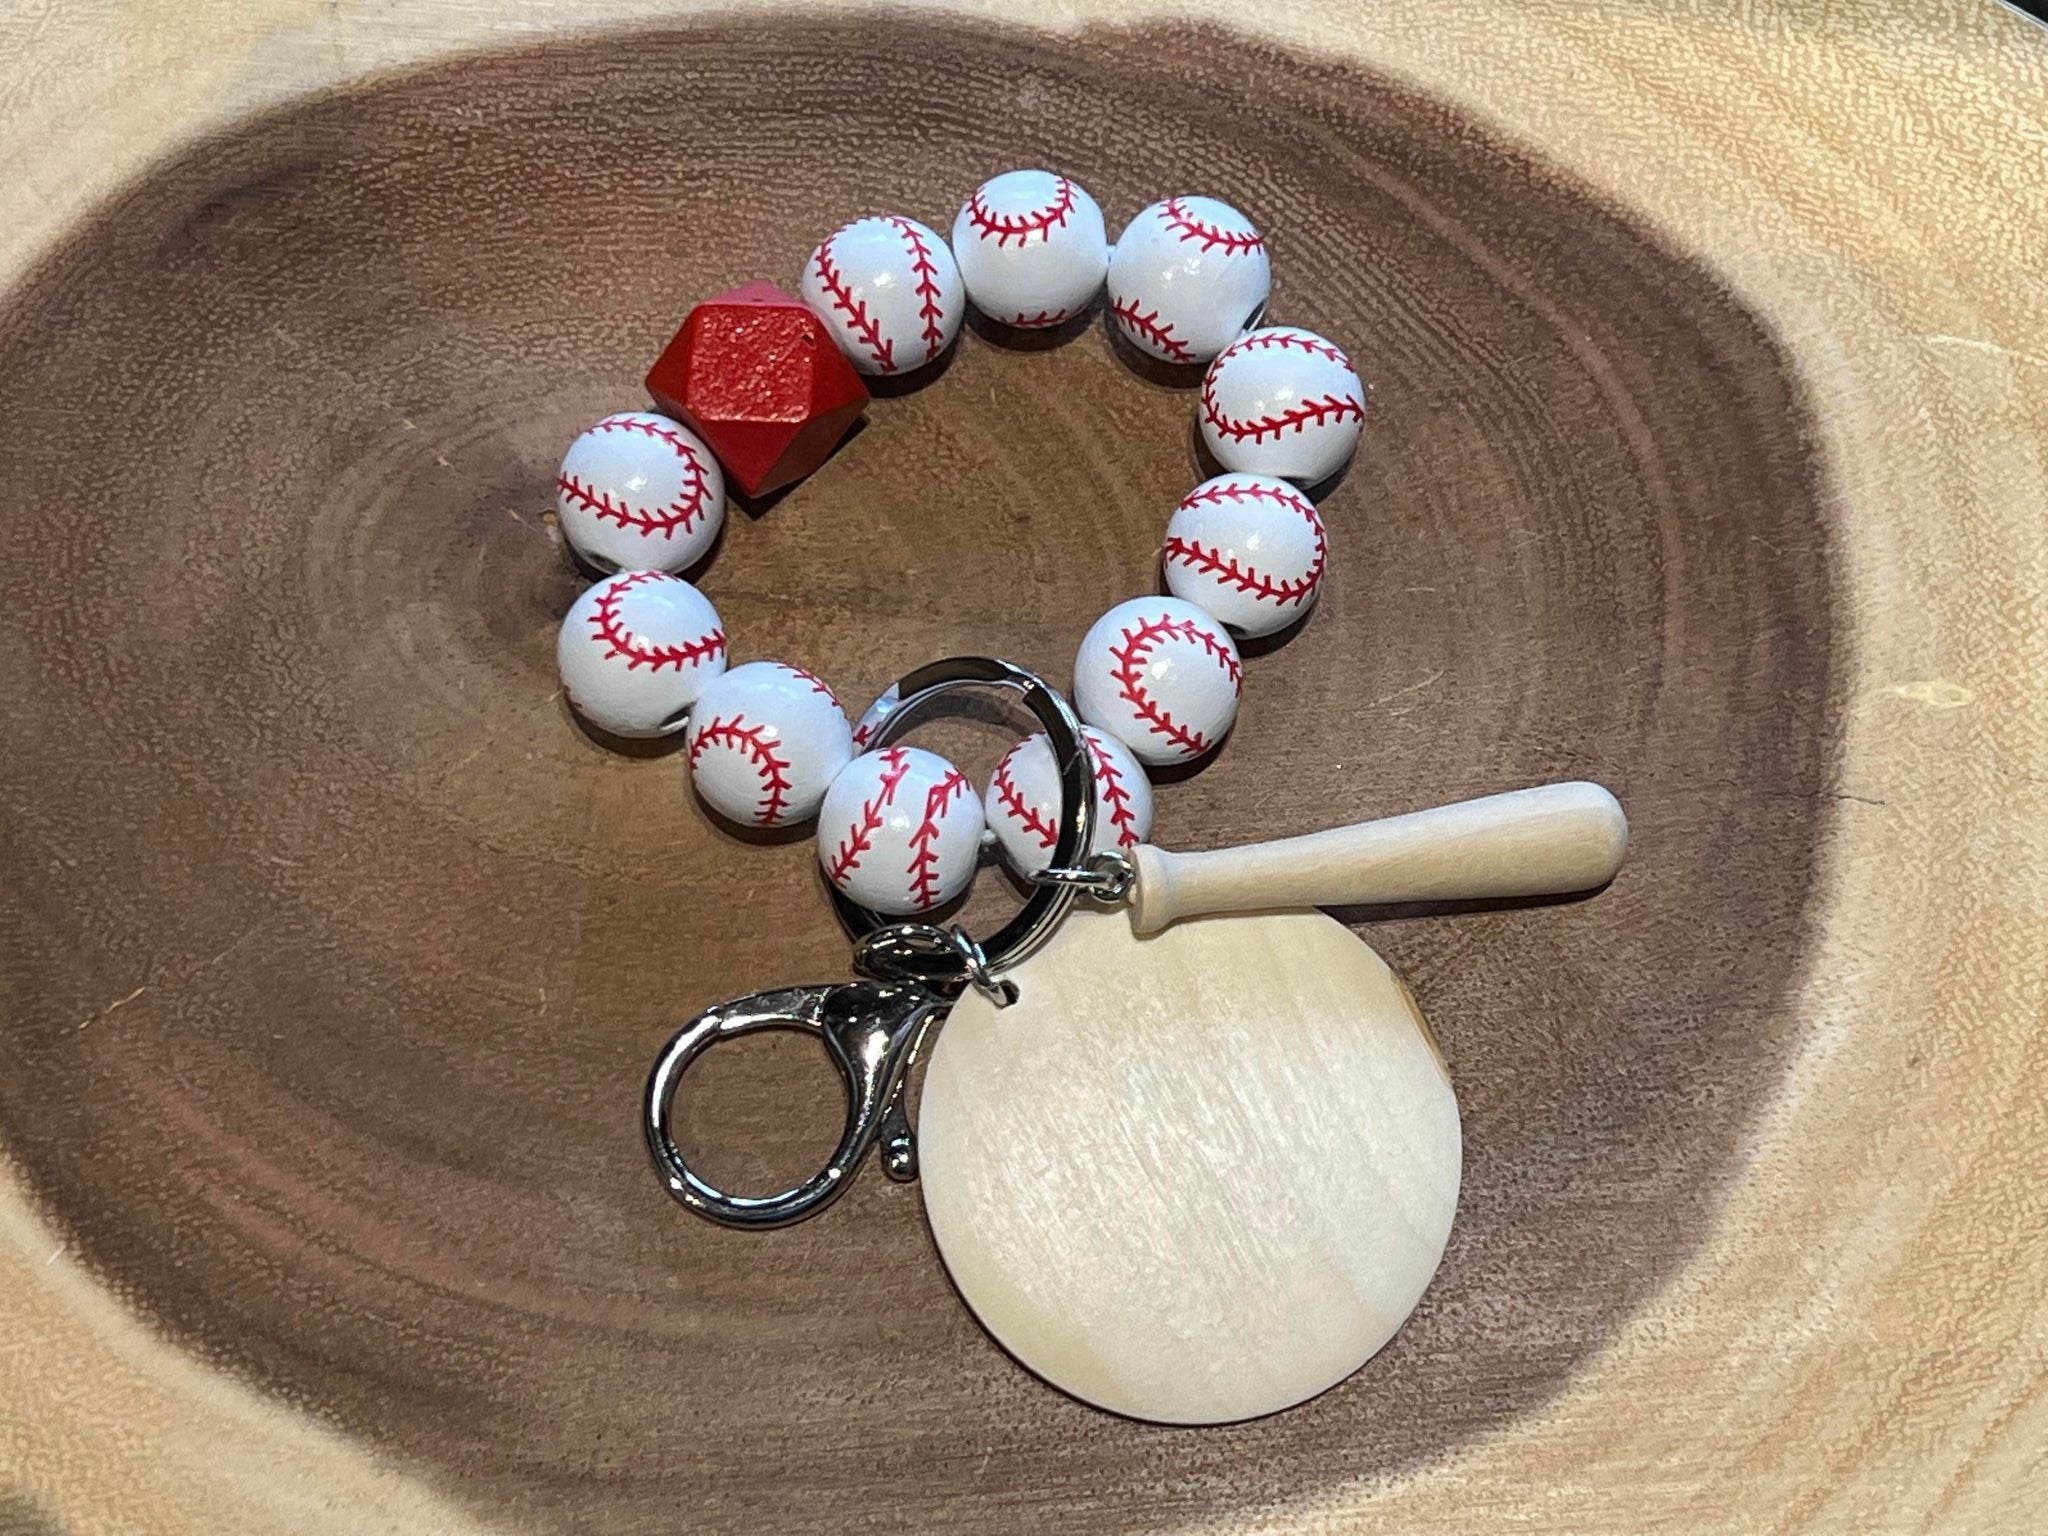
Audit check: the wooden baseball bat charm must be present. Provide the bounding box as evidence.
[1126,781,1628,935]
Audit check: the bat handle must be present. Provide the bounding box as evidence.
[1125,781,1628,936]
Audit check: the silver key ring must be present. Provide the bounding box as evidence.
[644,657,1096,1228]
[833,656,1097,991]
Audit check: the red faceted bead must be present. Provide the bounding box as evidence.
[644,282,869,499]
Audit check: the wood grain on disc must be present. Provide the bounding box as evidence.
[921,908,1461,1425]
[7,3,2034,1533]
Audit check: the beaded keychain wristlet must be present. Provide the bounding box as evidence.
[555,172,1363,918]
[546,169,1629,1424]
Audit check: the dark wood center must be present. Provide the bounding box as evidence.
[0,17,1838,1533]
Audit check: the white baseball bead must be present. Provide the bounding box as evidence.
[684,662,854,828]
[801,214,965,376]
[986,727,1154,878]
[557,572,727,739]
[554,411,726,574]
[818,746,984,916]
[1106,196,1271,366]
[952,170,1109,328]
[1199,327,1366,483]
[1162,473,1328,638]
[1073,597,1243,766]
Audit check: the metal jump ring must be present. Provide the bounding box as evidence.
[1029,849,1135,903]
[854,922,1021,1007]
[942,926,1020,1006]
[833,657,1096,992]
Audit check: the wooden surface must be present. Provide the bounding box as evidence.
[922,907,1461,1424]
[0,2,2041,1533]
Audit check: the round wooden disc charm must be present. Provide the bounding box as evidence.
[918,906,1461,1424]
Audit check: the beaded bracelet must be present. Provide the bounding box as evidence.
[551,168,1366,918]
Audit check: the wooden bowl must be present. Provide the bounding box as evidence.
[1,4,2040,1532]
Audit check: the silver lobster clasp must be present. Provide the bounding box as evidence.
[643,982,945,1229]
[645,657,1100,1231]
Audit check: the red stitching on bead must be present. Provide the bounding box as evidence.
[587,574,727,672]
[813,226,895,372]
[886,215,950,363]
[1107,614,1240,757]
[591,415,698,454]
[1086,734,1143,851]
[556,416,715,539]
[1110,296,1195,363]
[1201,388,1365,445]
[1202,332,1364,444]
[1177,479,1319,515]
[1166,481,1326,609]
[828,746,911,884]
[965,176,1076,246]
[1164,538,1320,607]
[556,475,705,540]
[1213,328,1351,368]
[1010,307,1074,328]
[850,690,895,753]
[690,715,796,825]
[586,415,681,455]
[990,753,1059,851]
[905,768,971,909]
[1160,196,1264,256]
[994,735,1142,853]
[781,664,840,706]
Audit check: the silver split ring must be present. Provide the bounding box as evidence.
[832,656,1096,992]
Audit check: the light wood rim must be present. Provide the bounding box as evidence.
[2,3,2043,1532]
